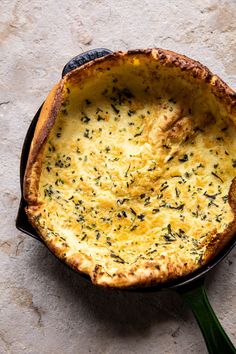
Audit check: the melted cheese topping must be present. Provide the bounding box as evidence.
[34,67,236,284]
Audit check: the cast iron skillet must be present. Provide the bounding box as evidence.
[16,48,236,354]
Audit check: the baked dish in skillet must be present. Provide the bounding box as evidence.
[24,49,236,287]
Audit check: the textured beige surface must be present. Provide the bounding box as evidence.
[0,0,236,353]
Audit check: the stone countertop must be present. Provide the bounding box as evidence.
[1,0,236,353]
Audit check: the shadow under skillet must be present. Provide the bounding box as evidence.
[26,239,218,336]
[23,236,235,354]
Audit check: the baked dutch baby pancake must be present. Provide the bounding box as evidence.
[24,49,236,287]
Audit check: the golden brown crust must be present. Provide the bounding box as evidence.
[65,48,236,115]
[23,82,63,203]
[24,48,236,288]
[127,49,236,114]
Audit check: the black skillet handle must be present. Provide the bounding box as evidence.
[62,48,113,77]
[179,278,236,354]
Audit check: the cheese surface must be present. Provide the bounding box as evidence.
[32,62,236,286]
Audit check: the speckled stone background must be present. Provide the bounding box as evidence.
[0,0,236,353]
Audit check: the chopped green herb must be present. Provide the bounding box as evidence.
[179,154,188,162]
[175,187,180,198]
[211,172,223,183]
[111,103,120,114]
[137,214,145,221]
[81,115,90,123]
[110,253,125,263]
